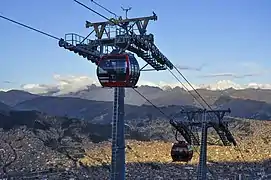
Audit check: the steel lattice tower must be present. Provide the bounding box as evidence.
[171,109,236,180]
[111,87,125,180]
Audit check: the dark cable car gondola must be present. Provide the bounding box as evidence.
[97,53,140,87]
[171,140,193,162]
[170,129,194,162]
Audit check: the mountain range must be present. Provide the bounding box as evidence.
[0,85,271,122]
[3,85,271,106]
[59,85,271,107]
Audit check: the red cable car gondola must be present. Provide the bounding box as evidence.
[171,141,193,162]
[97,53,140,87]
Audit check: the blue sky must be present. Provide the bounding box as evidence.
[0,0,271,90]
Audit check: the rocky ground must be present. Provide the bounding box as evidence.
[0,119,270,179]
[78,119,271,179]
[80,139,270,179]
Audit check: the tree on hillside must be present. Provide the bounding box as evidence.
[33,118,86,168]
[0,127,25,175]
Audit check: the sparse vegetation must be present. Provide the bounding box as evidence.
[0,110,270,179]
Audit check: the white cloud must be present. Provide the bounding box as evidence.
[137,80,200,91]
[198,80,243,90]
[17,74,271,95]
[199,72,263,78]
[175,64,206,71]
[0,88,11,92]
[247,83,271,89]
[199,80,271,91]
[21,74,98,95]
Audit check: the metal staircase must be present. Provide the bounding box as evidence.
[191,126,200,145]
[213,124,231,146]
[220,123,237,146]
[170,119,200,145]
[212,122,236,146]
[58,33,100,64]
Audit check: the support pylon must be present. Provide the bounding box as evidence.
[111,87,125,180]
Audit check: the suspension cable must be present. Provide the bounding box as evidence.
[168,68,220,131]
[167,68,206,108]
[80,29,94,44]
[73,0,132,35]
[0,14,60,40]
[74,0,111,21]
[132,88,172,120]
[171,65,214,110]
[90,0,119,18]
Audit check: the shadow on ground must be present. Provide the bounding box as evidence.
[84,159,271,180]
[3,159,270,180]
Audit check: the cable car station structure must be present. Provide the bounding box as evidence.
[58,4,174,180]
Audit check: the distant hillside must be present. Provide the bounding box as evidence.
[0,110,147,143]
[14,96,114,123]
[214,96,271,120]
[0,102,11,112]
[60,86,271,107]
[2,86,271,107]
[1,108,269,145]
[144,86,195,106]
[12,95,271,123]
[0,87,271,121]
[13,96,189,124]
[60,85,165,106]
[0,90,38,106]
[229,88,271,104]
